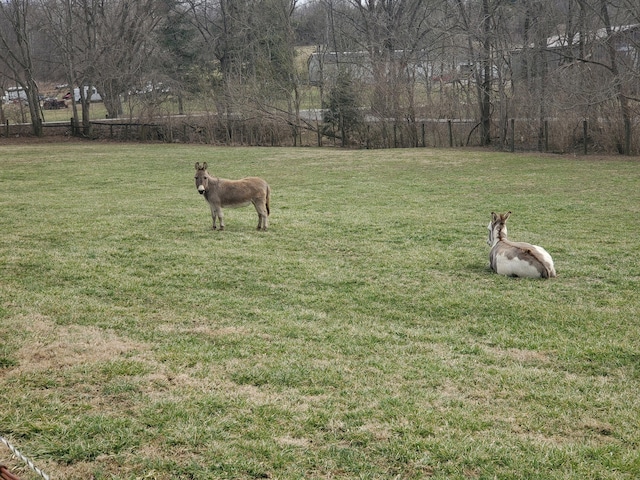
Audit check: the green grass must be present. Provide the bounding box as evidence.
[1,143,639,479]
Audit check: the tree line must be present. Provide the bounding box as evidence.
[0,0,638,153]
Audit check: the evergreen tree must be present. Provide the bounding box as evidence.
[322,69,363,146]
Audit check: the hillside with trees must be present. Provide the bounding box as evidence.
[0,0,638,153]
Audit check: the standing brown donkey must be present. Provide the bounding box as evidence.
[194,162,271,231]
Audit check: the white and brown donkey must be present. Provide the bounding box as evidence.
[195,162,271,231]
[487,212,556,278]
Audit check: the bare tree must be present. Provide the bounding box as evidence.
[527,0,553,150]
[37,0,87,133]
[453,0,494,145]
[92,0,165,118]
[329,0,446,146]
[38,0,167,131]
[154,0,201,115]
[598,0,634,153]
[180,0,299,135]
[540,0,638,153]
[0,0,45,135]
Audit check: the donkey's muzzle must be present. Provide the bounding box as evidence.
[198,186,205,194]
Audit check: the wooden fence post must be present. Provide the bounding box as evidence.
[624,118,631,156]
[448,120,453,147]
[421,123,426,147]
[544,120,549,152]
[510,118,515,152]
[583,120,588,155]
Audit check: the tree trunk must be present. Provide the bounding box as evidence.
[25,78,43,136]
[0,0,44,136]
[456,0,492,146]
[600,0,632,154]
[480,0,491,145]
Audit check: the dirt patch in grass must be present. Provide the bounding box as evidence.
[277,435,312,448]
[155,323,250,338]
[487,346,552,365]
[7,314,147,375]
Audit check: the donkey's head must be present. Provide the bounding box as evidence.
[194,162,208,195]
[487,211,511,246]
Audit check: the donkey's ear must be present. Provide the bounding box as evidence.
[504,211,512,220]
[491,212,498,221]
[203,162,208,170]
[195,162,200,170]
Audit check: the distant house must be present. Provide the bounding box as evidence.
[308,50,438,86]
[511,23,640,78]
[308,51,375,85]
[308,50,498,87]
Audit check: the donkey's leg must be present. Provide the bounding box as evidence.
[261,199,269,230]
[215,207,225,231]
[254,201,268,230]
[209,203,218,230]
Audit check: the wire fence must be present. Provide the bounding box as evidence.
[1,114,638,156]
[0,436,50,480]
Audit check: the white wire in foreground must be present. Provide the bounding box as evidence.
[0,435,50,480]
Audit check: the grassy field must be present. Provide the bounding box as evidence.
[0,143,639,479]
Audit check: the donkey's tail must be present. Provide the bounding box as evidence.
[526,246,556,278]
[266,185,271,216]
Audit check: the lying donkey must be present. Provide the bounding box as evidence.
[487,211,556,278]
[195,162,271,231]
